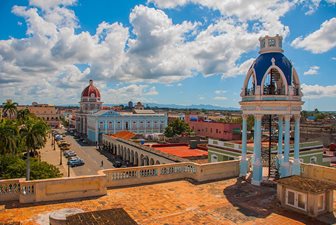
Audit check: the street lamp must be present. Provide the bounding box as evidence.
[60,148,62,165]
[68,157,70,177]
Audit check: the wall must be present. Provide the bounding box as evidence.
[103,160,240,188]
[186,119,241,140]
[0,160,240,204]
[301,163,336,184]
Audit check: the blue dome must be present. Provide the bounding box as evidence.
[253,52,292,85]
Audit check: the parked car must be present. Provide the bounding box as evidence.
[60,145,70,151]
[113,159,122,168]
[64,150,76,158]
[67,158,85,167]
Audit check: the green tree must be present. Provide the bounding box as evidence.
[2,100,18,119]
[17,108,31,123]
[0,155,62,180]
[19,118,49,180]
[164,119,191,137]
[0,120,19,155]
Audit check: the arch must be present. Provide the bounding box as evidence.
[134,152,139,166]
[150,158,154,165]
[292,68,301,96]
[127,148,130,161]
[261,65,288,95]
[140,154,144,166]
[131,150,134,164]
[155,160,160,165]
[144,156,149,166]
[242,68,257,92]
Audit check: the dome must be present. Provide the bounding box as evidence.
[252,52,292,86]
[81,80,101,98]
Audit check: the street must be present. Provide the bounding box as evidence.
[62,134,114,176]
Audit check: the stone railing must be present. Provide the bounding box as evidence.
[0,178,24,202]
[0,160,239,204]
[103,160,239,188]
[300,163,336,184]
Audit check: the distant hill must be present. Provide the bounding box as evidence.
[57,103,240,111]
[143,103,239,111]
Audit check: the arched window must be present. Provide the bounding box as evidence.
[263,68,286,95]
[245,72,255,96]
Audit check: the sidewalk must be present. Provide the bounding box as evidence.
[40,136,76,177]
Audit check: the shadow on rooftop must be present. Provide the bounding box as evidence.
[1,195,103,210]
[223,178,327,225]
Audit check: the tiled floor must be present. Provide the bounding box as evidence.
[0,178,330,225]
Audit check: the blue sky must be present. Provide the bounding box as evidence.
[0,0,335,110]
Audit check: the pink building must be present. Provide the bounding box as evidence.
[186,115,241,141]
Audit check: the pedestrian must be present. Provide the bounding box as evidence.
[101,160,104,167]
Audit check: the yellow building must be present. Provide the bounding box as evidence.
[18,102,61,128]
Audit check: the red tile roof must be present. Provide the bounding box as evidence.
[152,144,208,158]
[111,131,136,140]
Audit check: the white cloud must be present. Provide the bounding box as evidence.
[199,96,205,100]
[291,17,336,53]
[214,90,226,94]
[214,96,227,100]
[332,57,336,60]
[303,66,319,75]
[302,84,336,99]
[103,84,158,104]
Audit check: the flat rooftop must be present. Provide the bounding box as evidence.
[0,178,330,225]
[151,144,208,158]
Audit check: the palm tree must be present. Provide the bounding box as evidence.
[0,120,19,155]
[17,108,31,123]
[3,100,18,119]
[20,118,49,180]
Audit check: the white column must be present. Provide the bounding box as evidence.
[252,114,263,186]
[280,115,291,177]
[292,114,301,175]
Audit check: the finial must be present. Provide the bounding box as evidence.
[271,57,275,65]
[89,80,93,85]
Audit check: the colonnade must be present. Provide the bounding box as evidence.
[103,142,161,166]
[240,114,301,185]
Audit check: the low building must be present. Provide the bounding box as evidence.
[87,109,167,143]
[207,138,328,167]
[185,115,241,140]
[18,102,61,128]
[277,175,335,217]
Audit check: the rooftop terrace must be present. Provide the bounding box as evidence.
[0,178,329,225]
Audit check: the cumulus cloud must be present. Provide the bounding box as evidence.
[291,17,336,53]
[0,1,317,104]
[303,66,319,75]
[213,96,227,100]
[301,84,336,99]
[103,84,158,104]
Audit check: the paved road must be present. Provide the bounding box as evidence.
[63,135,114,176]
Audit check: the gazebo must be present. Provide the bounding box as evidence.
[239,35,304,185]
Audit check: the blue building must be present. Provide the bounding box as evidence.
[86,109,167,143]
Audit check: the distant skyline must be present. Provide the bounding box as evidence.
[0,0,335,110]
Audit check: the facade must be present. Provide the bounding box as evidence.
[75,80,103,135]
[87,109,168,143]
[186,116,241,140]
[239,35,304,185]
[18,103,61,128]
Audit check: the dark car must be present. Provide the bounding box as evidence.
[113,159,122,168]
[68,158,85,167]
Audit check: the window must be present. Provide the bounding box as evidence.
[317,194,325,212]
[286,189,307,211]
[261,39,265,48]
[268,38,276,47]
[211,154,218,162]
[299,158,304,163]
[216,129,218,134]
[310,156,317,164]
